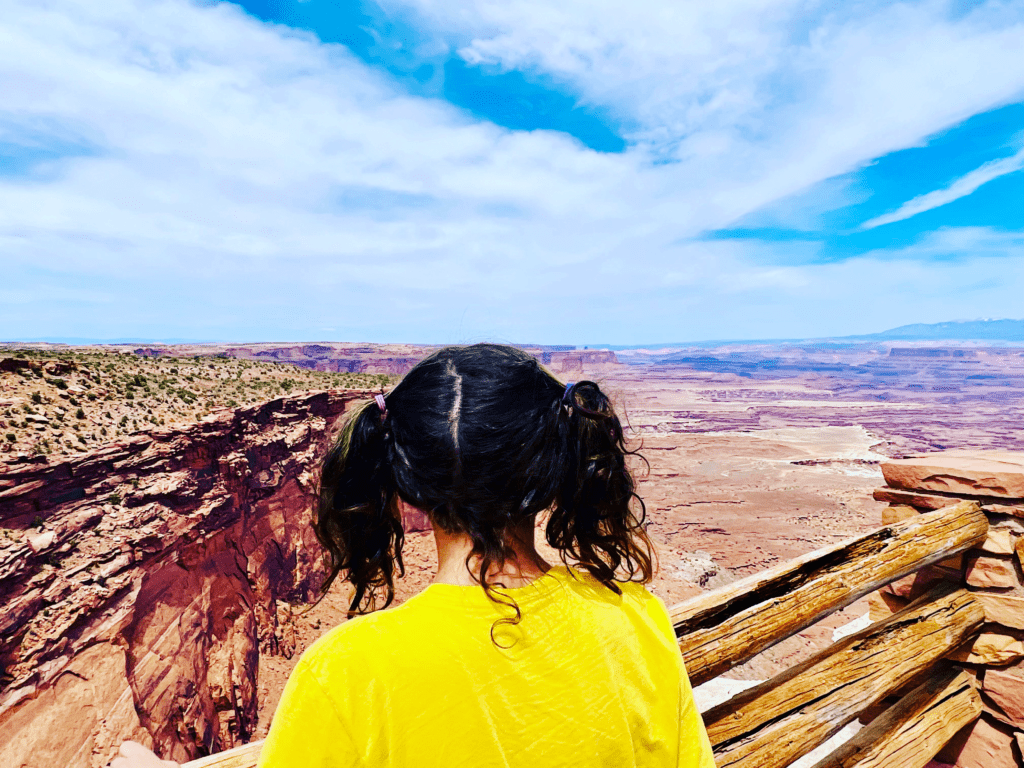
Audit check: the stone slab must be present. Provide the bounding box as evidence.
[867,590,908,622]
[966,554,1021,590]
[935,714,1018,768]
[874,486,1024,518]
[882,450,1024,499]
[948,632,1024,666]
[982,668,1024,729]
[980,529,1017,555]
[975,593,1024,631]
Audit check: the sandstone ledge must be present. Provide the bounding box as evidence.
[882,450,1024,500]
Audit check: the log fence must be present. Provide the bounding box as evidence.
[183,493,1005,768]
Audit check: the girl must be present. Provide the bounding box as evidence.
[113,344,714,768]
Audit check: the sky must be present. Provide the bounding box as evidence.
[2,0,1024,346]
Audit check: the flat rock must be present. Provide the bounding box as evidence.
[867,590,908,621]
[974,593,1024,630]
[965,554,1020,590]
[882,450,1024,499]
[948,631,1024,665]
[980,529,1017,555]
[982,668,1024,728]
[882,565,950,600]
[937,715,1018,768]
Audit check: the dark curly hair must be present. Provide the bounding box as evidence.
[314,343,655,644]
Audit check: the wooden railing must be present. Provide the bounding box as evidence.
[183,500,989,768]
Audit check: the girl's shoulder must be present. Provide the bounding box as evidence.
[296,598,425,677]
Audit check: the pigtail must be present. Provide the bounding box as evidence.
[547,381,656,594]
[314,397,405,614]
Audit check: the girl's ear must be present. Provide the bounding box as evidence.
[396,497,432,532]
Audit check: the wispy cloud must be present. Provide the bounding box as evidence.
[2,0,1024,342]
[862,145,1024,230]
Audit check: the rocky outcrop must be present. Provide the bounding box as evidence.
[873,450,1024,768]
[0,391,357,767]
[882,450,1024,499]
[548,349,619,373]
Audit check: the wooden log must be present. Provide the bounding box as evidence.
[671,501,987,685]
[704,584,985,768]
[181,741,263,768]
[805,667,981,768]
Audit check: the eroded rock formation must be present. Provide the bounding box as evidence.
[0,391,357,767]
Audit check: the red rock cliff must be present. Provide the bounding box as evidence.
[0,391,357,766]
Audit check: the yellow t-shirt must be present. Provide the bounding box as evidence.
[258,565,715,768]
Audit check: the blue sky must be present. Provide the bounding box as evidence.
[2,0,1024,344]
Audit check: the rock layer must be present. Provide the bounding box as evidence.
[0,391,356,766]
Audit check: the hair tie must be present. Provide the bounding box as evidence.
[374,394,387,421]
[562,380,607,418]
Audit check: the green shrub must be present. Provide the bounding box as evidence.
[5,433,15,443]
[75,408,85,419]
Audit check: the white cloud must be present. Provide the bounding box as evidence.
[1,0,1024,344]
[396,0,1024,209]
[862,145,1024,229]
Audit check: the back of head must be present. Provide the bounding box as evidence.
[316,343,654,618]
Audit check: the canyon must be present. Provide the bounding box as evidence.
[3,339,1024,766]
[0,392,356,766]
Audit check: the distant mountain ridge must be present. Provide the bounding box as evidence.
[849,319,1024,342]
[600,319,1024,349]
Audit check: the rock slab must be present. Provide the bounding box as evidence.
[882,450,1024,500]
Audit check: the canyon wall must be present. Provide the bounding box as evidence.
[0,391,357,767]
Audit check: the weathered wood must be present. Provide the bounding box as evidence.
[704,584,985,768]
[806,666,981,768]
[671,501,987,685]
[181,741,263,768]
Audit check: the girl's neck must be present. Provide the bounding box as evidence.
[430,514,552,588]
